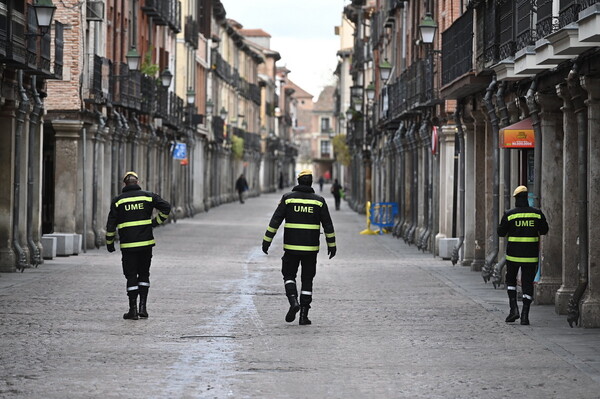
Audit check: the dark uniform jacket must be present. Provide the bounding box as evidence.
[497,196,549,263]
[106,184,171,251]
[263,185,336,254]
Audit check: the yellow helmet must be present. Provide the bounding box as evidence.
[513,185,527,197]
[297,169,313,178]
[123,171,138,182]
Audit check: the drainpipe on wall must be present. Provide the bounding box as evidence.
[404,122,417,244]
[27,76,43,267]
[13,70,30,272]
[92,109,105,248]
[419,117,431,251]
[481,76,500,283]
[566,63,589,327]
[111,110,122,198]
[451,104,465,265]
[393,123,405,237]
[526,79,542,208]
[492,81,510,287]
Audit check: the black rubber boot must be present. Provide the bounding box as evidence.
[299,306,311,325]
[505,290,520,323]
[521,298,531,325]
[123,295,138,320]
[285,295,300,322]
[138,291,148,318]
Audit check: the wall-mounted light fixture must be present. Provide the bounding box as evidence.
[419,13,438,44]
[126,48,141,71]
[160,69,173,87]
[379,59,392,82]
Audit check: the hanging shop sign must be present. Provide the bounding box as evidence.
[500,118,535,148]
[172,142,187,160]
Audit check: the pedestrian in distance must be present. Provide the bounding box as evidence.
[262,169,337,325]
[331,178,342,211]
[318,175,325,192]
[106,171,172,320]
[235,173,249,204]
[498,185,548,325]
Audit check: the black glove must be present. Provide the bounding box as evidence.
[262,241,270,255]
[327,246,336,259]
[151,218,158,227]
[107,243,115,253]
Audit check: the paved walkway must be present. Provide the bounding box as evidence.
[1,187,600,398]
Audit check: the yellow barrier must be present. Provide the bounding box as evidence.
[359,201,378,235]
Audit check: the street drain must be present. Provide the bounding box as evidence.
[180,335,236,339]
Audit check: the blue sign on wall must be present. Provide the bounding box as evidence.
[173,143,187,160]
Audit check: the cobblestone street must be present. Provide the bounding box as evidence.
[1,189,600,398]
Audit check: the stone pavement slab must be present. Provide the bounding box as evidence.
[1,189,599,398]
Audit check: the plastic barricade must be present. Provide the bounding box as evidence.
[369,202,398,235]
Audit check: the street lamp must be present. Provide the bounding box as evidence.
[366,82,375,101]
[379,59,392,82]
[219,107,228,121]
[350,85,363,98]
[206,99,214,115]
[126,48,141,71]
[345,107,354,121]
[160,69,173,87]
[186,88,196,105]
[419,12,438,44]
[33,0,56,34]
[353,97,363,112]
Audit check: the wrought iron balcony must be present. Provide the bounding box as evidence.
[537,0,556,39]
[442,8,473,86]
[184,15,198,49]
[142,0,180,33]
[386,58,436,120]
[4,0,26,66]
[212,116,224,143]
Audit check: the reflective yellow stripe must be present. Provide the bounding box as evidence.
[267,226,278,233]
[106,232,115,237]
[506,255,539,263]
[263,236,273,242]
[106,239,114,244]
[155,217,164,225]
[327,242,336,247]
[158,211,169,219]
[285,223,320,230]
[115,196,153,207]
[508,236,539,242]
[117,219,152,229]
[120,239,155,248]
[283,244,320,251]
[507,213,541,221]
[285,198,323,207]
[325,232,335,238]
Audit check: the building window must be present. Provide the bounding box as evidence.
[321,117,330,133]
[321,140,331,159]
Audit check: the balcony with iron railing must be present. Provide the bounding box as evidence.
[440,7,488,99]
[142,0,181,33]
[385,58,436,121]
[184,15,198,49]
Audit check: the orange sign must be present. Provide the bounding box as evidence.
[501,128,534,148]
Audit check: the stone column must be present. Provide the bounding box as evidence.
[0,101,17,271]
[52,120,83,233]
[534,92,564,305]
[581,76,600,327]
[469,105,487,271]
[435,126,456,245]
[462,108,475,266]
[555,82,579,314]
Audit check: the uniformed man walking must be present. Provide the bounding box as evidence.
[106,171,171,320]
[262,169,336,325]
[498,185,549,325]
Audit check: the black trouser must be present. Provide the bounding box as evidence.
[333,195,341,210]
[282,251,317,307]
[122,248,153,298]
[506,260,537,300]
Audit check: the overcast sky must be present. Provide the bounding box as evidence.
[221,0,349,99]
